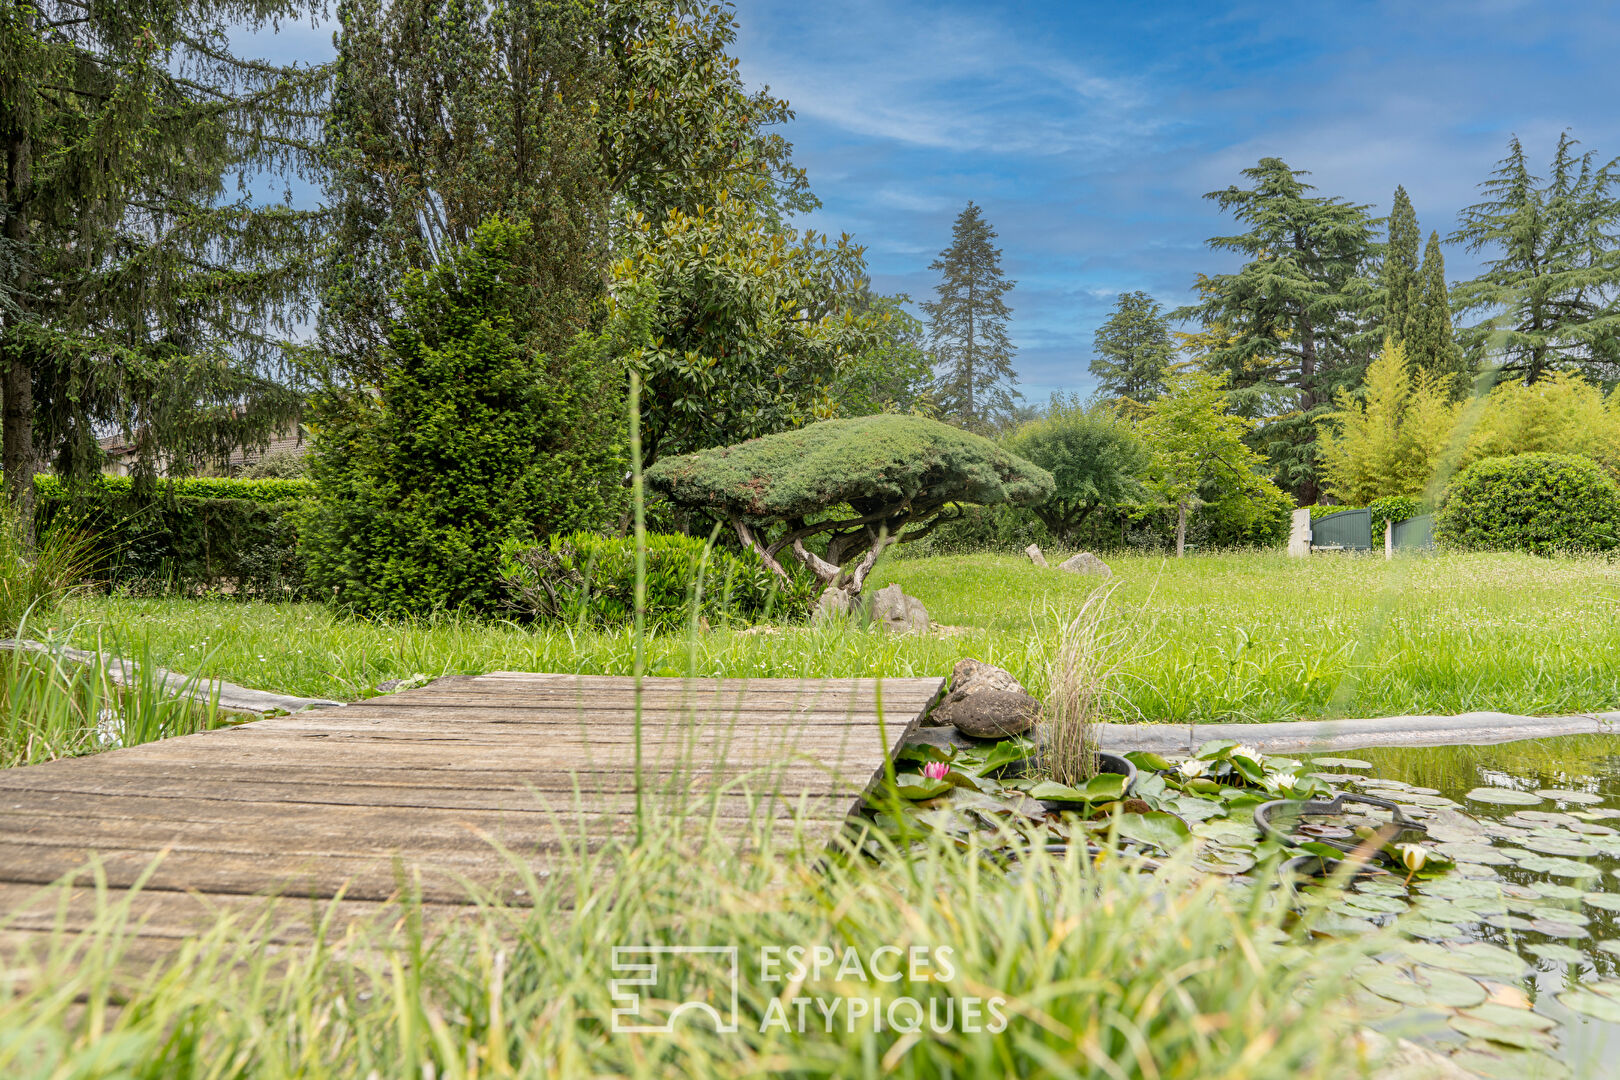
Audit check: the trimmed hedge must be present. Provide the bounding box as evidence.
[1435,453,1620,555]
[33,474,314,504]
[1367,495,1425,538]
[34,485,307,597]
[497,532,817,629]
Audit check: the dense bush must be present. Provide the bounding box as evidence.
[33,474,313,504]
[496,532,816,629]
[34,491,306,597]
[1435,453,1620,555]
[1367,494,1425,537]
[1000,395,1149,543]
[301,219,628,617]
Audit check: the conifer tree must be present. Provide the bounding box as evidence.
[1451,133,1620,385]
[1410,232,1470,396]
[1382,186,1421,345]
[924,202,1019,431]
[1090,291,1174,415]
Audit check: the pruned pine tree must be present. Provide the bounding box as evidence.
[1451,133,1620,387]
[1174,158,1380,503]
[1090,291,1174,416]
[924,202,1020,432]
[1,0,325,500]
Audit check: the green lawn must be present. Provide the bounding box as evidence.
[59,549,1620,724]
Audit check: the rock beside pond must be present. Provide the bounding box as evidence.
[1024,543,1048,568]
[930,657,1038,738]
[1058,551,1112,577]
[813,585,857,622]
[869,584,929,634]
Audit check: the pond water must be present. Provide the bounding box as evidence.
[1328,735,1620,1079]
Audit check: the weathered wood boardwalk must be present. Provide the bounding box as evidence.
[0,673,942,956]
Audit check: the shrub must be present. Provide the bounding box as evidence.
[1435,452,1620,555]
[0,507,96,635]
[496,532,816,629]
[646,414,1052,595]
[1000,395,1149,544]
[1367,494,1425,537]
[32,474,314,504]
[301,218,627,617]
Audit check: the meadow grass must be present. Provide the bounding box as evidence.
[59,548,1620,724]
[0,804,1380,1080]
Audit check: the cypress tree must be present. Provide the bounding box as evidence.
[1411,232,1470,396]
[924,202,1020,432]
[1383,185,1422,346]
[1090,291,1174,415]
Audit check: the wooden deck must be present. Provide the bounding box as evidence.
[0,673,943,955]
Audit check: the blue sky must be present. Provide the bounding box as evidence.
[731,0,1620,401]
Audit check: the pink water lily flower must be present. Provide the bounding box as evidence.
[922,761,950,781]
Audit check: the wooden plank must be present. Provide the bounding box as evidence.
[0,674,941,945]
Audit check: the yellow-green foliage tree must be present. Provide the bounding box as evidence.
[1139,371,1285,557]
[1463,372,1620,476]
[1317,340,1461,504]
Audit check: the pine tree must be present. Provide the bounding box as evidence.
[1410,232,1470,396]
[924,202,1020,431]
[1174,158,1380,503]
[1451,133,1620,385]
[2,0,324,500]
[1090,291,1174,415]
[1382,185,1422,346]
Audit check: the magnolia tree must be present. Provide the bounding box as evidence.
[645,415,1054,596]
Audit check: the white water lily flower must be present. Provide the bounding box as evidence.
[1398,844,1430,874]
[1177,758,1210,780]
[1230,744,1263,763]
[1261,770,1300,795]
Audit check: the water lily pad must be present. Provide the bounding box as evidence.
[1360,964,1487,1008]
[1533,789,1604,805]
[1557,987,1620,1022]
[1583,892,1620,912]
[1449,1046,1570,1080]
[1566,821,1617,836]
[1192,846,1255,875]
[1525,942,1584,963]
[1528,882,1586,901]
[1519,835,1603,857]
[1528,918,1589,939]
[1401,941,1531,981]
[1484,913,1537,932]
[1467,787,1544,806]
[1435,842,1516,866]
[1340,892,1409,914]
[1575,808,1620,820]
[1507,811,1581,826]
[1594,940,1620,957]
[1310,757,1372,769]
[1448,1012,1558,1050]
[1397,918,1466,941]
[1514,855,1601,878]
[1309,911,1379,937]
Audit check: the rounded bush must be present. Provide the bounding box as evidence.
[1434,453,1620,555]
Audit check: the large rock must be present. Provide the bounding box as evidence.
[1058,551,1112,577]
[1024,543,1049,568]
[813,585,857,622]
[929,657,1038,738]
[869,583,929,634]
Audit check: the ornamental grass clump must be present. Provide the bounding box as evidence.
[1043,582,1133,786]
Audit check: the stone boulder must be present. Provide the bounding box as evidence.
[869,583,929,634]
[1024,543,1048,568]
[1058,551,1112,577]
[929,657,1039,739]
[813,585,857,622]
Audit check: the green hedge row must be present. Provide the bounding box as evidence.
[497,531,817,629]
[33,474,315,504]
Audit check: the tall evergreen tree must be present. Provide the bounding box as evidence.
[1410,231,1470,395]
[1174,158,1380,502]
[1,0,325,499]
[924,202,1019,431]
[1382,185,1421,346]
[1090,291,1174,415]
[1451,133,1620,386]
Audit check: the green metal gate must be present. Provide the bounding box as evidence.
[1392,513,1434,551]
[1312,507,1372,550]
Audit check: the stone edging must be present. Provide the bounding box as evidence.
[0,638,344,715]
[909,710,1620,755]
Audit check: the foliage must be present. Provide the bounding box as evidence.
[925,201,1021,431]
[1461,370,1620,475]
[1139,371,1287,556]
[1,0,323,495]
[302,219,627,618]
[238,449,310,480]
[1435,452,1620,555]
[1381,185,1422,346]
[1001,395,1149,543]
[831,287,934,417]
[1317,340,1462,504]
[1174,158,1380,502]
[611,188,880,466]
[646,414,1052,590]
[33,474,314,505]
[1410,232,1470,395]
[0,507,94,636]
[1090,291,1175,414]
[1451,133,1620,387]
[496,531,815,629]
[1367,494,1425,536]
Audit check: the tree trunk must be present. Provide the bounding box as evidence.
[1175,500,1187,558]
[3,120,34,513]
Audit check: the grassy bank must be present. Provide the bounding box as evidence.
[58,549,1620,724]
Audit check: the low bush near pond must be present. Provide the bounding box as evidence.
[1435,452,1620,555]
